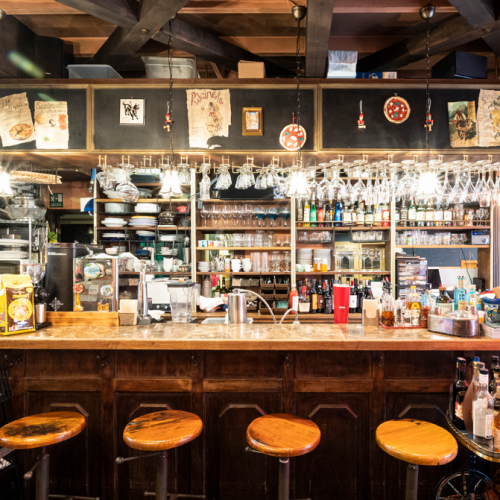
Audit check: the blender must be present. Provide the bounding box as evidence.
[165,280,198,323]
[20,263,51,329]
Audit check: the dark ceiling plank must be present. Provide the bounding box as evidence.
[54,0,138,27]
[357,15,496,72]
[447,0,495,29]
[305,0,336,77]
[483,28,500,55]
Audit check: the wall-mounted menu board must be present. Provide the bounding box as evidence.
[321,87,486,150]
[93,86,316,151]
[0,87,87,150]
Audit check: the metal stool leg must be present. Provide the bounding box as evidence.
[156,450,167,500]
[36,448,49,500]
[405,463,419,500]
[278,458,290,500]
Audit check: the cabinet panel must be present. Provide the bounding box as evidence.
[25,350,101,378]
[25,392,101,500]
[116,351,194,378]
[295,393,370,500]
[205,351,284,379]
[205,392,281,500]
[295,351,373,379]
[385,351,460,379]
[115,393,193,500]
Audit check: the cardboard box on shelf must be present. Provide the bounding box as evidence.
[238,61,266,78]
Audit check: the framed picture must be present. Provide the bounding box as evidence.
[242,107,263,136]
[120,99,145,125]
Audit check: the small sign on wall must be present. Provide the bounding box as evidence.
[120,99,145,125]
[50,193,63,208]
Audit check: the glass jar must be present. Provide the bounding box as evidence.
[406,286,421,311]
[381,284,395,327]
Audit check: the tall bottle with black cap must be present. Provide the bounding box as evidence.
[463,357,482,433]
[449,357,468,430]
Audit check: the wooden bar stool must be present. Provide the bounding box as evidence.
[376,418,458,500]
[117,410,202,500]
[0,411,86,500]
[246,413,321,500]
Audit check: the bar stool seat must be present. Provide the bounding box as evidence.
[376,418,457,466]
[0,411,86,450]
[247,413,321,457]
[123,410,203,451]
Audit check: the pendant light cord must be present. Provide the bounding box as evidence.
[425,17,431,157]
[296,16,301,163]
[168,20,175,165]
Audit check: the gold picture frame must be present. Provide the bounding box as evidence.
[242,107,263,136]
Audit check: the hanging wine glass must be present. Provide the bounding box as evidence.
[199,160,211,200]
[116,157,139,202]
[463,163,475,202]
[439,163,453,202]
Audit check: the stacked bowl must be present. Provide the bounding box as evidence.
[296,248,313,267]
[198,261,210,273]
[102,217,127,228]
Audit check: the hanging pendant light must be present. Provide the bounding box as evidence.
[0,167,13,197]
[160,157,182,198]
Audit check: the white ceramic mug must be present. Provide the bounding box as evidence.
[231,260,242,272]
[243,264,252,272]
[163,258,173,272]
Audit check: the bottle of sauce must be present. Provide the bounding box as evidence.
[289,284,299,310]
[406,286,421,311]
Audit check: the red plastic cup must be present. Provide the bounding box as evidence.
[334,284,350,324]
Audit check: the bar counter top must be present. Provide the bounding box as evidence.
[0,323,498,350]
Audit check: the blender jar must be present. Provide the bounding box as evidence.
[166,281,196,322]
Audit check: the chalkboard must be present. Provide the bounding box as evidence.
[322,87,486,150]
[93,87,316,151]
[0,87,87,150]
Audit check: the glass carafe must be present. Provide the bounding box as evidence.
[166,281,196,322]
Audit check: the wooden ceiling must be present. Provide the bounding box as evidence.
[0,0,498,78]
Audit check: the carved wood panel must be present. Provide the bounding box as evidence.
[205,393,281,500]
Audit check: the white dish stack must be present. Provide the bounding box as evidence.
[135,203,160,214]
[197,261,210,273]
[296,248,313,267]
[313,249,332,270]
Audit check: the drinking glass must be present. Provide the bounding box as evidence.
[261,252,269,272]
[279,206,291,227]
[255,206,265,227]
[221,203,231,227]
[200,205,210,227]
[211,205,221,227]
[252,252,261,272]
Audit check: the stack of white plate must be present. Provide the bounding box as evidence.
[198,261,210,272]
[102,218,127,228]
[103,233,126,239]
[138,188,153,198]
[136,230,156,237]
[160,234,177,242]
[296,248,313,266]
[135,203,160,214]
[314,249,332,270]
[0,250,29,259]
[129,216,158,227]
[0,239,29,259]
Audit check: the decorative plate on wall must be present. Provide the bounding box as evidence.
[279,123,306,150]
[384,94,411,123]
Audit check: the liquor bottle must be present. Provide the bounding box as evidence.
[221,278,229,303]
[416,200,425,227]
[303,199,310,228]
[329,200,336,226]
[449,357,468,430]
[436,287,453,314]
[381,202,390,227]
[289,283,299,310]
[434,201,444,227]
[364,280,373,299]
[425,201,435,227]
[381,281,395,327]
[296,198,303,227]
[228,277,235,293]
[374,204,382,227]
[298,286,310,314]
[325,200,333,227]
[334,200,343,227]
[400,201,408,227]
[490,356,500,395]
[324,282,333,314]
[408,198,416,227]
[317,282,325,314]
[356,202,365,226]
[349,280,358,313]
[317,200,325,227]
[310,198,317,228]
[213,277,221,298]
[463,357,481,434]
[454,276,468,311]
[341,203,351,227]
[311,280,318,314]
[357,279,364,313]
[444,202,453,227]
[365,205,374,227]
[406,286,421,311]
[473,369,494,445]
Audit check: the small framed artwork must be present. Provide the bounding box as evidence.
[120,99,145,125]
[242,107,263,136]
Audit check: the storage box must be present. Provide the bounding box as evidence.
[0,274,35,335]
[142,57,198,79]
[238,61,266,79]
[67,64,122,79]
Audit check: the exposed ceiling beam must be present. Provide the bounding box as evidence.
[90,0,190,64]
[55,0,292,74]
[210,61,223,78]
[305,0,336,77]
[357,14,500,72]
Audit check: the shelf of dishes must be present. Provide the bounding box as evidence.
[395,225,490,231]
[196,246,291,250]
[97,227,185,231]
[196,272,291,275]
[296,271,391,275]
[119,271,190,276]
[96,199,190,203]
[296,226,390,231]
[396,245,489,249]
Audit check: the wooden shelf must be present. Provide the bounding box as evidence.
[196,246,291,250]
[296,271,391,275]
[296,226,390,231]
[196,272,291,275]
[96,199,190,203]
[98,226,186,231]
[396,245,489,249]
[198,227,291,232]
[203,199,290,204]
[119,271,190,276]
[396,226,490,231]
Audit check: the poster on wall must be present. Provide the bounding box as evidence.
[34,101,69,149]
[0,92,34,147]
[477,89,500,147]
[448,101,477,148]
[120,99,145,125]
[186,89,231,148]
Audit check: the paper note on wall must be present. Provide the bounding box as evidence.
[186,89,231,148]
[477,89,500,147]
[0,92,35,147]
[34,101,69,149]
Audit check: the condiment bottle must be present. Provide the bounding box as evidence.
[411,309,420,327]
[380,282,395,327]
[419,290,431,328]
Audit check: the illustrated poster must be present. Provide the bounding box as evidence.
[448,101,477,148]
[477,89,500,147]
[34,101,69,149]
[0,92,34,147]
[186,89,231,148]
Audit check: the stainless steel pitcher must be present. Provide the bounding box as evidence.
[228,290,248,324]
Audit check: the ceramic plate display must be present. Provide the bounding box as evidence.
[0,250,29,259]
[384,94,410,123]
[279,123,306,151]
[0,238,30,247]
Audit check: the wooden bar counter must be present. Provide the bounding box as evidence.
[1,324,498,500]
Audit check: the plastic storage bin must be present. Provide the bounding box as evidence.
[67,64,122,79]
[142,57,198,78]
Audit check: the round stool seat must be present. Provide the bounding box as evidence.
[376,419,458,466]
[246,413,321,458]
[123,410,202,451]
[0,411,86,450]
